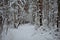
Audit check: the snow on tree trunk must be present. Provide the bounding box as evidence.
[37,0,43,26]
[42,0,58,29]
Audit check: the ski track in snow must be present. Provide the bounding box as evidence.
[2,23,56,40]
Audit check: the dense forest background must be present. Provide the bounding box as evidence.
[0,0,60,40]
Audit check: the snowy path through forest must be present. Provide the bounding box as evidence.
[2,23,56,40]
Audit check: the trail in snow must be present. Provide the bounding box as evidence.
[2,23,57,40]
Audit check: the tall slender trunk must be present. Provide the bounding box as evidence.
[57,0,60,28]
[37,0,43,26]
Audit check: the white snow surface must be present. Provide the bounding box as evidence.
[2,23,57,40]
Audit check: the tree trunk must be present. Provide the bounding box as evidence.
[57,0,60,28]
[0,15,3,40]
[37,0,43,26]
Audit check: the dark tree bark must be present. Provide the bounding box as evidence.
[37,0,43,26]
[57,0,60,28]
[0,15,3,34]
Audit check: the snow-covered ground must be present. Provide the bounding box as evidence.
[2,23,58,40]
